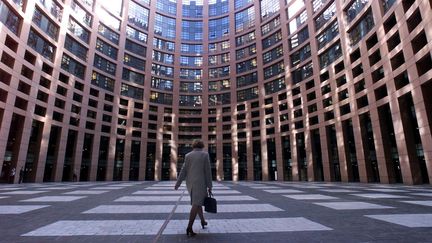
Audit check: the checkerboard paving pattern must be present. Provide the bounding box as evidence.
[0,181,430,242]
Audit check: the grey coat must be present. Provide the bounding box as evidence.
[175,149,213,206]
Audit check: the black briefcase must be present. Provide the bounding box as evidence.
[204,192,217,213]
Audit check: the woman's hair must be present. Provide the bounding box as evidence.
[192,139,204,149]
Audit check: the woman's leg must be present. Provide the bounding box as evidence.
[197,206,205,222]
[187,205,199,229]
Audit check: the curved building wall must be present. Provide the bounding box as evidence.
[0,0,431,184]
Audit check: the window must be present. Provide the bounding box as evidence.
[180,69,203,80]
[152,64,174,78]
[235,6,255,33]
[124,53,145,71]
[208,79,230,91]
[209,16,229,40]
[260,0,279,20]
[153,37,175,52]
[183,0,203,18]
[263,45,283,64]
[237,72,257,87]
[128,1,149,30]
[32,8,59,40]
[64,35,88,61]
[97,7,120,30]
[156,0,176,15]
[36,0,62,21]
[61,54,85,79]
[237,86,258,101]
[28,28,56,61]
[265,77,286,95]
[289,10,307,34]
[319,42,342,69]
[290,44,311,66]
[98,23,119,44]
[236,31,256,47]
[348,9,374,46]
[96,38,118,60]
[236,58,257,73]
[236,44,256,60]
[121,83,143,99]
[292,62,313,84]
[125,39,146,56]
[151,77,173,91]
[122,68,144,85]
[181,44,203,54]
[179,95,202,106]
[150,91,173,105]
[262,16,280,36]
[71,1,92,27]
[316,21,339,50]
[289,27,308,50]
[314,1,336,30]
[180,82,202,93]
[262,30,282,50]
[68,18,90,43]
[346,0,368,23]
[94,54,116,75]
[312,0,329,13]
[153,50,174,65]
[126,25,147,43]
[209,93,231,106]
[91,71,114,91]
[235,0,253,10]
[181,56,203,67]
[154,14,176,39]
[209,0,228,16]
[264,60,284,79]
[182,20,203,41]
[209,66,230,78]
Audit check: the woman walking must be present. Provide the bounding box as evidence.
[174,139,213,236]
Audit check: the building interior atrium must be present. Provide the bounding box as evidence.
[0,0,431,185]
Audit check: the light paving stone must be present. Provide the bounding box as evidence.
[366,189,408,193]
[400,201,432,207]
[185,195,257,201]
[133,190,184,195]
[90,186,125,190]
[409,189,432,192]
[264,189,304,193]
[0,191,48,195]
[163,217,332,234]
[250,186,281,189]
[0,187,21,191]
[209,190,241,194]
[0,205,50,214]
[314,202,394,210]
[83,205,174,214]
[115,195,257,202]
[319,189,358,193]
[351,193,410,199]
[365,214,432,227]
[115,196,181,202]
[38,187,77,190]
[21,196,86,202]
[22,220,164,236]
[283,194,339,200]
[63,190,108,195]
[176,204,283,213]
[410,193,432,197]
[145,187,186,190]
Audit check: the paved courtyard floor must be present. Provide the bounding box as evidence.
[0,181,432,242]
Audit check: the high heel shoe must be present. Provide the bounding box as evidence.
[186,227,196,237]
[201,221,208,229]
